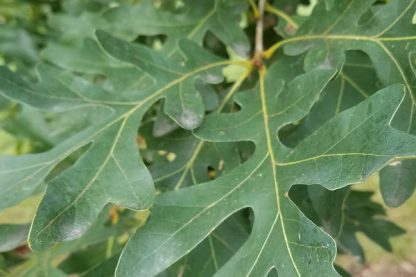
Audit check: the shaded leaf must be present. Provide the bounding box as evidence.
[0,224,30,252]
[280,0,416,206]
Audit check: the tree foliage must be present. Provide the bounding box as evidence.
[0,0,415,276]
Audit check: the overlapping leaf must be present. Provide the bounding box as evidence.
[114,50,416,275]
[140,124,241,191]
[0,0,415,276]
[278,0,416,206]
[291,185,405,262]
[281,51,380,146]
[4,207,131,277]
[160,210,251,276]
[0,223,29,252]
[49,0,249,56]
[0,31,233,250]
[102,0,250,55]
[37,0,251,198]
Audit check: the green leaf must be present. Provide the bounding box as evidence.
[280,51,380,147]
[0,31,235,250]
[115,56,416,276]
[380,160,416,207]
[1,0,416,275]
[339,190,405,260]
[140,124,240,191]
[42,38,152,95]
[105,0,250,56]
[291,185,405,262]
[7,207,129,277]
[49,0,249,56]
[0,224,29,252]
[160,211,251,276]
[277,0,416,206]
[81,253,121,277]
[0,26,37,66]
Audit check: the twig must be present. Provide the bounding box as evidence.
[255,0,266,57]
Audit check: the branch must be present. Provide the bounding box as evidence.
[255,0,266,57]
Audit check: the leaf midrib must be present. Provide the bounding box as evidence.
[258,69,301,276]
